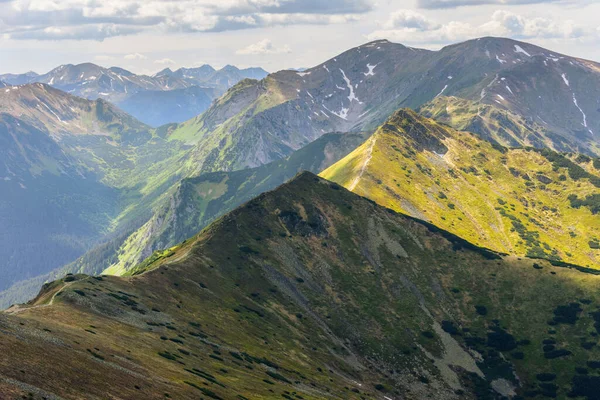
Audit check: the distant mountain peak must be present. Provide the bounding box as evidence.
[0,81,149,136]
[220,64,240,72]
[363,39,391,45]
[155,67,174,77]
[194,64,216,71]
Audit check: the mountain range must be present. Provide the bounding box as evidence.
[155,65,269,88]
[2,36,600,309]
[1,36,600,399]
[0,64,268,126]
[170,36,599,174]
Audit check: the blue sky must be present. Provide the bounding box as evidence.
[0,0,598,75]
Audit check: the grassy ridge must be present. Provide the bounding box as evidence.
[322,109,600,268]
[4,173,600,399]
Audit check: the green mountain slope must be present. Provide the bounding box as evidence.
[322,109,600,268]
[4,172,600,399]
[0,132,367,307]
[103,132,369,275]
[0,84,196,296]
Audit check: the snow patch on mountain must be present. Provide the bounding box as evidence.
[323,103,349,120]
[514,45,531,57]
[435,85,448,98]
[340,69,360,103]
[572,93,589,131]
[364,64,378,77]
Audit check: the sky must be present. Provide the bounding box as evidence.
[0,0,598,76]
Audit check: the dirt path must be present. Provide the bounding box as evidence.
[349,136,377,191]
[5,278,88,315]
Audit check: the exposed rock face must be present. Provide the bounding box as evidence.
[177,37,600,177]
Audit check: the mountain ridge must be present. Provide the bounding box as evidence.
[166,36,600,181]
[3,171,600,399]
[0,62,269,126]
[321,108,600,268]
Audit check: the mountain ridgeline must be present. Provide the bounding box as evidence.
[1,36,600,399]
[3,36,600,309]
[163,37,600,180]
[322,109,600,268]
[4,173,600,399]
[0,63,268,126]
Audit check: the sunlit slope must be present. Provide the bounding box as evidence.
[5,173,600,399]
[322,109,600,268]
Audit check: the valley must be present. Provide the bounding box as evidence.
[1,31,599,400]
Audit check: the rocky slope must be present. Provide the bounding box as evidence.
[170,37,600,177]
[3,172,600,399]
[321,109,600,268]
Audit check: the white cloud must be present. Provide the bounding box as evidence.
[417,0,567,9]
[383,10,439,31]
[0,0,373,40]
[481,10,587,39]
[154,58,175,65]
[368,9,593,44]
[236,39,291,55]
[124,52,147,60]
[6,23,140,41]
[94,55,116,61]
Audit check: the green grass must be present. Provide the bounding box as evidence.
[7,172,600,399]
[322,109,600,268]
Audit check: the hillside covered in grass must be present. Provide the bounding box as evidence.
[3,172,600,399]
[321,109,600,268]
[103,132,369,276]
